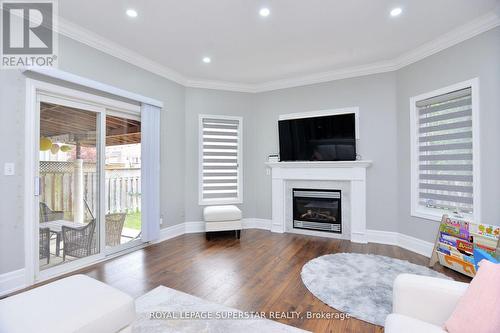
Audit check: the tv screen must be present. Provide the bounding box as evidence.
[278,113,356,161]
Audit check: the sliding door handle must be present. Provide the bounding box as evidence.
[34,177,40,196]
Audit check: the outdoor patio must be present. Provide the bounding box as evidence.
[38,102,142,270]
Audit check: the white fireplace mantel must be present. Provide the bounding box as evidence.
[265,160,372,243]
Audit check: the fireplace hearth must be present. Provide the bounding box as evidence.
[292,189,341,233]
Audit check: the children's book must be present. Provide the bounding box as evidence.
[429,215,500,277]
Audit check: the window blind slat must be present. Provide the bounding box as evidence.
[203,130,238,136]
[418,131,472,143]
[417,90,471,108]
[204,193,238,199]
[419,192,473,205]
[419,109,471,124]
[419,164,472,171]
[419,120,472,134]
[419,183,473,193]
[203,138,238,143]
[203,178,237,184]
[419,201,473,211]
[203,144,238,149]
[203,124,238,130]
[419,174,473,182]
[419,153,472,161]
[419,142,472,152]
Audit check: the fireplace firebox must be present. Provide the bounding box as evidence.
[292,189,341,233]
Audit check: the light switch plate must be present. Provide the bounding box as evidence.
[4,162,15,176]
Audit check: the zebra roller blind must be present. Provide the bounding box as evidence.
[200,116,242,204]
[416,87,473,214]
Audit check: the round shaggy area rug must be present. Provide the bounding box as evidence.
[301,253,450,326]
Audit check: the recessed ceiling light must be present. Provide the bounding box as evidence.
[202,57,211,64]
[390,7,402,17]
[259,8,270,17]
[126,9,138,18]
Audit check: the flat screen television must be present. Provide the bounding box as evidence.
[278,113,356,161]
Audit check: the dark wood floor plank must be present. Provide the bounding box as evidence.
[6,229,470,332]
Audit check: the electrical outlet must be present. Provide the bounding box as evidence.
[4,162,15,176]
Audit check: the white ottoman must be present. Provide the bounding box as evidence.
[203,205,242,239]
[0,274,135,333]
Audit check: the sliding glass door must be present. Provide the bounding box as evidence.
[33,83,144,281]
[105,112,142,253]
[38,98,103,271]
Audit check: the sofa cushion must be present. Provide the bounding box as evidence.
[444,260,500,333]
[0,274,135,333]
[203,205,242,222]
[385,314,446,333]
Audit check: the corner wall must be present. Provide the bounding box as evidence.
[396,27,500,242]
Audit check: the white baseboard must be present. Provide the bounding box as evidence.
[242,218,272,230]
[185,221,206,233]
[156,223,185,243]
[366,229,399,245]
[366,229,434,258]
[397,233,435,258]
[157,222,434,257]
[0,269,26,297]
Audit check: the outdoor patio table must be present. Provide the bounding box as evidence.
[39,220,86,257]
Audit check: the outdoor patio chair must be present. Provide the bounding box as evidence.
[105,213,126,247]
[39,227,50,264]
[62,219,96,261]
[39,202,64,223]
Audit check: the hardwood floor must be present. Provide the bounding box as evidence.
[13,229,470,332]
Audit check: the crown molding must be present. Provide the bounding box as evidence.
[56,17,187,86]
[251,60,398,93]
[185,78,258,93]
[393,10,500,69]
[56,10,500,93]
[251,10,500,92]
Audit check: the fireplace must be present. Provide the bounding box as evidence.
[292,189,341,233]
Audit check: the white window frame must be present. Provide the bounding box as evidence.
[410,78,480,222]
[198,114,243,206]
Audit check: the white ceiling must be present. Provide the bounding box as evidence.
[59,0,500,90]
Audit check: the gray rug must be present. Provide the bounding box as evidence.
[133,286,309,332]
[301,253,450,326]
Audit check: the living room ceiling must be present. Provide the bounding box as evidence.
[58,0,500,91]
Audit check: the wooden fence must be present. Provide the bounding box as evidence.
[39,161,141,217]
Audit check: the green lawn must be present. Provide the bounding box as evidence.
[124,211,141,230]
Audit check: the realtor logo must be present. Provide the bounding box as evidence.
[1,0,58,68]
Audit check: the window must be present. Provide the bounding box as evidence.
[410,79,479,221]
[199,115,243,205]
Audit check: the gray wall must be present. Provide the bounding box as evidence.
[58,37,187,231]
[184,88,256,221]
[0,35,186,274]
[251,73,400,232]
[396,27,500,242]
[0,71,27,273]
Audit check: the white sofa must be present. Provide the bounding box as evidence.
[385,273,469,333]
[204,205,242,239]
[0,274,135,333]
